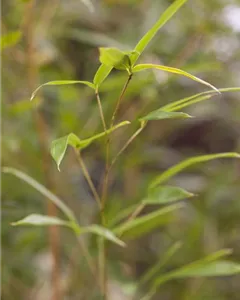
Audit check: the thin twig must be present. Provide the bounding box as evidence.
[101,74,133,207]
[73,148,102,209]
[111,73,132,127]
[110,126,144,171]
[95,90,107,132]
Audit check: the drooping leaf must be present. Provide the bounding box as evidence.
[1,30,22,50]
[85,225,126,247]
[11,214,70,227]
[114,203,183,239]
[51,121,130,170]
[132,0,187,64]
[140,110,192,121]
[2,167,76,222]
[150,152,240,189]
[161,87,240,112]
[143,186,194,205]
[99,47,131,71]
[133,64,219,93]
[51,133,81,171]
[93,63,113,88]
[30,80,95,101]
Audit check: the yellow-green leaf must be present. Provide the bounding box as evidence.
[99,47,131,71]
[11,214,70,227]
[30,80,94,101]
[132,0,188,64]
[140,110,192,121]
[93,63,113,88]
[51,133,81,171]
[150,152,240,189]
[143,186,194,205]
[85,225,126,247]
[114,203,182,239]
[1,31,22,50]
[133,64,219,93]
[51,121,130,170]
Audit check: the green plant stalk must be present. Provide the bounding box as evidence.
[97,73,133,300]
[70,223,101,289]
[95,89,107,132]
[73,148,102,210]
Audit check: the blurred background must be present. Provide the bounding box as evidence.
[2,0,240,299]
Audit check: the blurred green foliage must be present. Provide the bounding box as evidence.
[2,0,240,299]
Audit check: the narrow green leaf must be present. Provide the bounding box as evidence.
[1,31,22,50]
[133,64,219,93]
[140,110,192,121]
[11,214,70,227]
[2,167,76,222]
[140,241,182,284]
[161,87,240,112]
[93,64,113,88]
[30,80,94,101]
[51,133,81,171]
[99,47,131,71]
[85,225,126,247]
[114,203,183,239]
[150,152,240,189]
[109,204,139,227]
[153,249,233,289]
[132,0,187,64]
[51,121,130,170]
[172,261,240,278]
[167,94,215,111]
[143,186,194,205]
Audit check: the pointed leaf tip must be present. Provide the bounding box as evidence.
[30,80,94,101]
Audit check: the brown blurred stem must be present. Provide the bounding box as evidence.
[25,1,61,300]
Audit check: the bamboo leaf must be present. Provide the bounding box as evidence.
[85,225,126,247]
[30,80,95,101]
[2,167,76,222]
[51,121,130,170]
[11,214,70,227]
[133,64,219,93]
[51,133,81,171]
[161,87,240,112]
[114,203,183,239]
[143,186,194,205]
[172,261,240,278]
[93,63,113,88]
[140,110,192,121]
[132,0,187,64]
[150,153,240,189]
[153,249,233,289]
[99,47,131,71]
